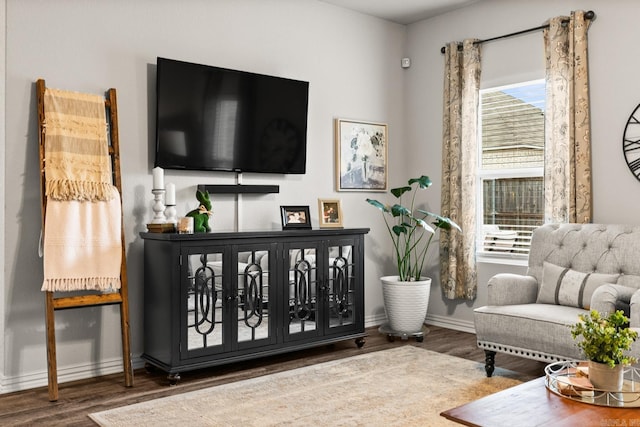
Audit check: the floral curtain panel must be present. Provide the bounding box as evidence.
[543,10,593,224]
[439,11,592,300]
[440,39,481,301]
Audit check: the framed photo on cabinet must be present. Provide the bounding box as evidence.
[280,205,312,230]
[318,198,343,228]
[334,118,388,191]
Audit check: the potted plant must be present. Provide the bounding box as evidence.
[570,309,638,391]
[366,175,460,335]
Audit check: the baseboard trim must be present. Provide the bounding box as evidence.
[426,313,475,334]
[0,357,146,395]
[366,313,475,334]
[365,313,387,328]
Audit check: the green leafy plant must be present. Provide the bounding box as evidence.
[570,309,638,368]
[366,175,461,282]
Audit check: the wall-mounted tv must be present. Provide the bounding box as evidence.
[155,57,309,174]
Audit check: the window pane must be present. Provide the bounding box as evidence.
[481,81,545,170]
[479,80,545,256]
[482,177,543,254]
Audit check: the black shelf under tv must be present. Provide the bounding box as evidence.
[197,184,280,194]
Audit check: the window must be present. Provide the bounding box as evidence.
[478,80,545,258]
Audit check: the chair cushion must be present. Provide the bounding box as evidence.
[474,303,587,360]
[536,261,619,309]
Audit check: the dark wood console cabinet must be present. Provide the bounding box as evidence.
[140,228,369,383]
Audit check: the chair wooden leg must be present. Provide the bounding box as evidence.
[484,350,496,377]
[45,291,58,402]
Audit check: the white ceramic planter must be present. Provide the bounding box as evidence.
[380,276,431,334]
[588,360,624,391]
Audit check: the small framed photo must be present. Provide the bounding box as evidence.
[318,199,343,228]
[280,205,312,230]
[335,118,388,192]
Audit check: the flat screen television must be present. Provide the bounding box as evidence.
[155,57,309,174]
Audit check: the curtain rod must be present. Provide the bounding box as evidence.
[439,10,595,54]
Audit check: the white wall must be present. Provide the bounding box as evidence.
[1,0,405,392]
[405,0,640,328]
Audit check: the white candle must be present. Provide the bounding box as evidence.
[152,167,164,190]
[165,182,176,205]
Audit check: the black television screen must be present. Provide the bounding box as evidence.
[155,57,309,174]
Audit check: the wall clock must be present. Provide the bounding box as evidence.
[623,103,640,181]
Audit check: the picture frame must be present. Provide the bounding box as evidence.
[335,118,388,192]
[318,199,343,228]
[280,205,312,230]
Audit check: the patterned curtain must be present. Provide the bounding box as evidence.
[543,10,593,224]
[440,39,481,301]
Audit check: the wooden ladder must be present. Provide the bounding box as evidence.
[36,79,134,401]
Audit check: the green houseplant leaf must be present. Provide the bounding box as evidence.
[366,175,460,282]
[570,309,638,368]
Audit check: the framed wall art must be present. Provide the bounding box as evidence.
[318,198,343,228]
[334,118,388,191]
[280,205,312,230]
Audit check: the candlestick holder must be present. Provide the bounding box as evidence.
[151,189,166,224]
[165,204,177,225]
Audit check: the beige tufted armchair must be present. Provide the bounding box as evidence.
[474,223,640,376]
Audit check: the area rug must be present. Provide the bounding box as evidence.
[89,346,523,426]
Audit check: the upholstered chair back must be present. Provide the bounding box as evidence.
[527,224,640,291]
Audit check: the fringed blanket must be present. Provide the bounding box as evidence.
[41,186,122,292]
[43,87,113,202]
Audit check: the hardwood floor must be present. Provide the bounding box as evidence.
[0,325,546,426]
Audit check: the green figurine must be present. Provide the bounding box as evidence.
[186,190,213,233]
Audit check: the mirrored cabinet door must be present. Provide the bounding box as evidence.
[285,244,321,340]
[234,245,277,350]
[326,244,356,331]
[182,248,227,356]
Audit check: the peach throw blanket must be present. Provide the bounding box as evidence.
[41,186,122,292]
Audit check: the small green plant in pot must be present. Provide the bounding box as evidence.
[366,175,460,335]
[570,309,638,391]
